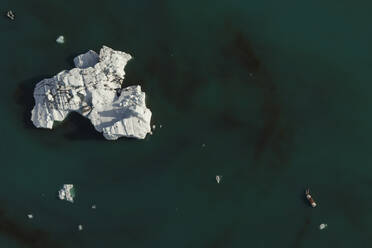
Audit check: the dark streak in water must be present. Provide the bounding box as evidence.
[329,187,369,231]
[254,82,281,161]
[218,111,251,130]
[0,209,63,248]
[229,32,281,161]
[144,42,205,111]
[221,27,294,166]
[292,217,310,248]
[230,32,261,74]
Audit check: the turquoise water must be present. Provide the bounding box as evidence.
[1,0,372,247]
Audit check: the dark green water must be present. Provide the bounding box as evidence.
[1,0,372,247]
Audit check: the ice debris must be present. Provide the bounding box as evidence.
[56,35,65,44]
[319,223,328,230]
[58,184,75,203]
[216,175,222,184]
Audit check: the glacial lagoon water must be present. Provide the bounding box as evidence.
[1,0,372,247]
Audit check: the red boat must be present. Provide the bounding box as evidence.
[305,189,317,208]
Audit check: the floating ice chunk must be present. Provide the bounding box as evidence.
[91,205,96,209]
[6,10,15,20]
[78,224,83,231]
[58,184,75,203]
[216,175,222,184]
[31,46,152,140]
[56,35,65,44]
[319,223,327,230]
[27,214,33,219]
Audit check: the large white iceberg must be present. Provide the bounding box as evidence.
[31,46,152,140]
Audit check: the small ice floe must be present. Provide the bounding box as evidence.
[27,214,33,219]
[319,223,327,230]
[159,124,162,128]
[58,184,75,203]
[78,224,83,231]
[152,124,156,130]
[56,35,65,44]
[91,205,96,209]
[216,175,222,184]
[6,10,15,20]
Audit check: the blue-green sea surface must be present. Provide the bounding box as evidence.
[1,0,372,247]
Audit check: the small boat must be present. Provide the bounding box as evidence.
[6,10,15,20]
[305,189,317,207]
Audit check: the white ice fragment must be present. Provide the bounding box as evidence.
[152,124,156,130]
[56,35,65,44]
[27,214,33,219]
[216,175,222,184]
[6,10,15,20]
[91,205,96,209]
[78,225,83,231]
[319,223,327,230]
[159,124,162,128]
[58,184,75,203]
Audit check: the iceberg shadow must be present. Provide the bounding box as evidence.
[61,112,106,141]
[14,75,52,130]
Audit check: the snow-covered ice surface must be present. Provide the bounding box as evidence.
[31,46,152,140]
